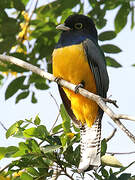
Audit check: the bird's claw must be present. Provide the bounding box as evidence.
[54,77,61,84]
[75,81,85,94]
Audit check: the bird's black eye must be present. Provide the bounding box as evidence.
[74,22,83,30]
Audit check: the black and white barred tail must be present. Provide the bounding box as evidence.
[78,117,101,173]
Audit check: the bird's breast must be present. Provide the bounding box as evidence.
[52,43,98,127]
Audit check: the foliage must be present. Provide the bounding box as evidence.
[0,0,134,102]
[0,0,135,179]
[0,107,135,180]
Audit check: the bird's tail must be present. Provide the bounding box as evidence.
[78,117,102,173]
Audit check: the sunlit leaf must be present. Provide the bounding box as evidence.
[6,120,24,138]
[20,172,33,180]
[42,145,62,154]
[34,115,41,125]
[60,104,71,133]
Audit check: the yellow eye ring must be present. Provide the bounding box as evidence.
[74,23,83,30]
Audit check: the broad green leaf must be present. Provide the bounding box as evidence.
[26,167,39,177]
[106,56,122,68]
[36,125,49,139]
[100,167,109,178]
[35,82,49,90]
[60,104,71,133]
[5,76,26,100]
[5,146,19,158]
[42,145,62,154]
[24,125,49,140]
[6,120,24,138]
[13,142,29,157]
[20,172,33,180]
[105,1,121,10]
[23,127,37,138]
[29,73,45,84]
[101,44,122,54]
[15,91,29,104]
[52,124,62,133]
[101,155,123,168]
[99,31,116,41]
[12,0,25,10]
[34,115,41,125]
[101,138,107,156]
[115,3,130,33]
[30,139,41,153]
[0,147,7,159]
[118,173,131,180]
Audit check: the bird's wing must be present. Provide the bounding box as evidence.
[82,39,109,98]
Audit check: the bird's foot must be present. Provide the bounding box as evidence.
[54,77,61,84]
[75,80,85,94]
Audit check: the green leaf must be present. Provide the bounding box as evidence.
[115,3,130,33]
[131,6,135,30]
[34,115,41,125]
[30,139,41,153]
[26,167,39,177]
[106,56,122,68]
[42,145,62,154]
[99,31,116,41]
[6,120,24,138]
[36,125,49,139]
[35,82,49,90]
[52,124,62,133]
[60,104,71,133]
[5,146,19,158]
[5,76,26,100]
[118,173,131,180]
[15,91,29,104]
[101,138,107,156]
[100,167,109,178]
[101,44,122,53]
[29,73,45,84]
[23,127,37,138]
[0,147,7,159]
[20,172,33,180]
[31,92,37,104]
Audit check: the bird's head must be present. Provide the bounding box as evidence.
[56,14,98,41]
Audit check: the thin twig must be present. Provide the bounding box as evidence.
[107,151,135,155]
[103,97,119,108]
[50,112,60,133]
[0,163,10,173]
[0,121,7,131]
[0,54,135,143]
[106,127,117,142]
[49,92,60,111]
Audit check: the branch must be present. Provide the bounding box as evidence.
[106,123,117,142]
[0,54,135,143]
[107,151,135,155]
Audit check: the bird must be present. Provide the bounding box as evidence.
[52,14,109,172]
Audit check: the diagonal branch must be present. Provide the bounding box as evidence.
[0,54,135,143]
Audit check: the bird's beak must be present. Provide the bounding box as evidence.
[56,24,71,31]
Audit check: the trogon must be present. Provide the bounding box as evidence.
[52,14,109,172]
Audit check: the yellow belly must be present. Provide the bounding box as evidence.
[52,44,98,127]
